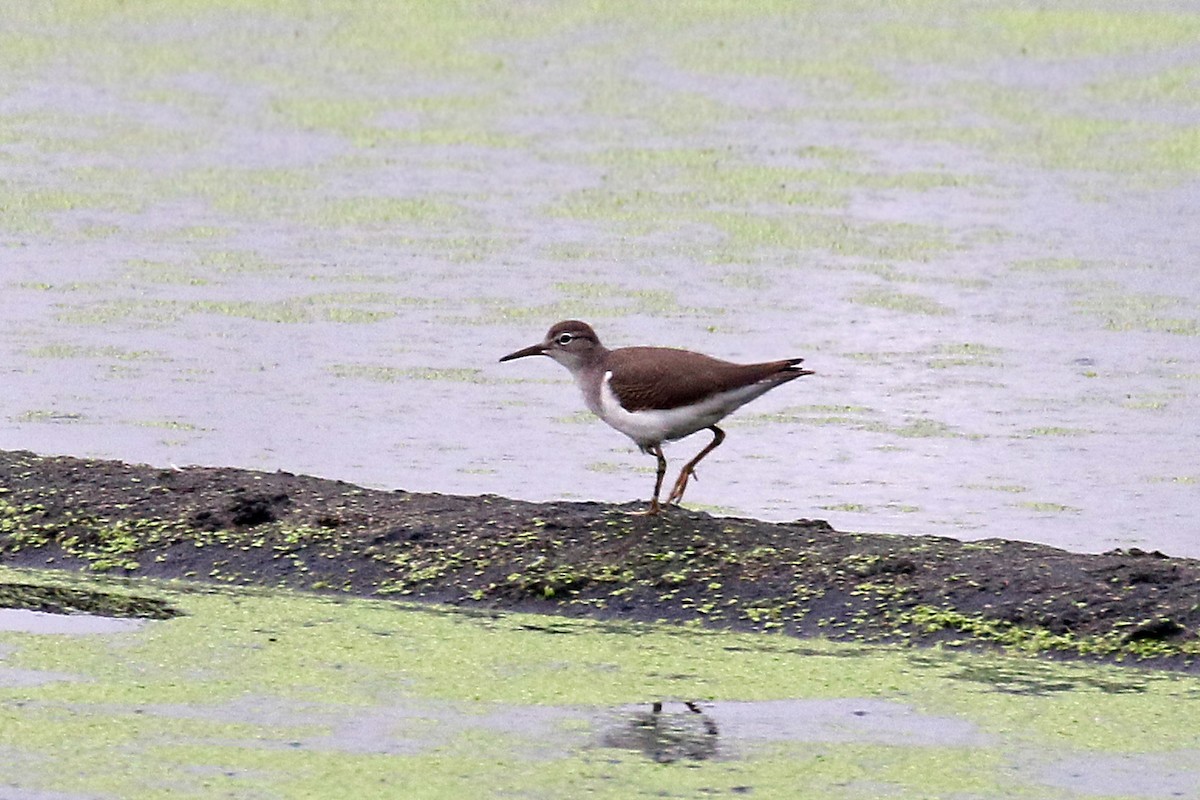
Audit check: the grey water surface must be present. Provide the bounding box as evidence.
[2,3,1198,556]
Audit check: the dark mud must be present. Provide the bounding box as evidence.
[1,449,1197,671]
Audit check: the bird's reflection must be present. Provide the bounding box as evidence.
[601,701,719,763]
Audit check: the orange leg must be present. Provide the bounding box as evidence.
[665,426,725,506]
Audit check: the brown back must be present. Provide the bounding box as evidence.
[606,347,810,412]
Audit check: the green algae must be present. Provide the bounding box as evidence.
[189,298,390,325]
[1016,501,1081,514]
[122,260,212,286]
[928,343,1004,369]
[0,186,144,235]
[329,365,485,383]
[2,567,1200,799]
[685,53,895,100]
[54,299,188,327]
[1121,393,1176,411]
[924,85,1195,176]
[861,8,1200,176]
[313,197,466,228]
[850,287,955,316]
[1018,427,1091,438]
[129,419,202,432]
[549,178,960,260]
[25,343,166,361]
[898,606,1199,668]
[1094,64,1200,107]
[56,294,404,327]
[547,143,960,260]
[965,483,1029,494]
[553,411,597,425]
[821,502,871,513]
[837,262,989,290]
[272,96,386,136]
[1010,257,1092,272]
[12,410,86,424]
[1151,127,1200,171]
[4,0,1197,266]
[550,283,682,315]
[749,406,968,440]
[323,2,551,76]
[1075,292,1200,336]
[986,9,1200,57]
[572,148,857,210]
[1146,475,1197,486]
[4,0,1185,291]
[473,284,718,327]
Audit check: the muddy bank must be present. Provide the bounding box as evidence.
[1,449,1197,671]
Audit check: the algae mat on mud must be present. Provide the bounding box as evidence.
[2,569,1199,799]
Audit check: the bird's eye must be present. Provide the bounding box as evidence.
[556,333,574,345]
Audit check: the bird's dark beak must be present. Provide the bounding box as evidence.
[499,342,547,362]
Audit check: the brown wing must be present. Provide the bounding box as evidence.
[606,347,810,412]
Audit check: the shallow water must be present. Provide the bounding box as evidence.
[0,608,144,636]
[1,3,1198,555]
[2,568,1199,799]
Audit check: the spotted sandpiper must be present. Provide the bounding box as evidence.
[499,320,813,514]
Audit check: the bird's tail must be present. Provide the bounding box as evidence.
[781,357,815,378]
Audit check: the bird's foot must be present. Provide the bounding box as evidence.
[628,498,663,516]
[665,468,698,506]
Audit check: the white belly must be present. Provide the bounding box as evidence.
[591,371,773,447]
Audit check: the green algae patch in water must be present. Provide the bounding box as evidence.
[3,568,1200,798]
[1074,292,1200,337]
[24,343,167,362]
[985,9,1200,58]
[850,287,955,317]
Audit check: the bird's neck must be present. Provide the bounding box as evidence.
[566,351,609,416]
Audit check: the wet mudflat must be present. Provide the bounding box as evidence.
[3,449,1197,672]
